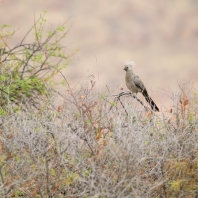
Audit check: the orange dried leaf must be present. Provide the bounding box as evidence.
[57,106,61,113]
[96,129,103,140]
[6,152,12,160]
[103,139,107,146]
[145,111,152,117]
[6,134,14,139]
[51,182,61,192]
[184,99,189,106]
[5,178,13,186]
[31,187,39,196]
[168,117,172,124]
[0,141,4,151]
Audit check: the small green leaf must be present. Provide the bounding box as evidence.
[110,102,116,107]
[1,24,11,29]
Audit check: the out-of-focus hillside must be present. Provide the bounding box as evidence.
[1,0,198,108]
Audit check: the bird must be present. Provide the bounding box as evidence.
[123,61,159,112]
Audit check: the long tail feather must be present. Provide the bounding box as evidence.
[142,90,159,112]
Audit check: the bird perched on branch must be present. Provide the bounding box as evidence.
[124,61,159,112]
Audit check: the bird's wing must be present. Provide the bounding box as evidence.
[134,76,159,111]
[133,76,146,91]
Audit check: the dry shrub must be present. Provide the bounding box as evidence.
[0,80,198,197]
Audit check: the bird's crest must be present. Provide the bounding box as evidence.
[125,61,135,68]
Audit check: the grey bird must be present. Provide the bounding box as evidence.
[124,61,159,112]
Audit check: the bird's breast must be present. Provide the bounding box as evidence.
[125,73,139,93]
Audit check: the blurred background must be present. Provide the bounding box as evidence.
[1,0,198,108]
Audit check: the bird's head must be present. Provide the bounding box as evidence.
[123,61,135,72]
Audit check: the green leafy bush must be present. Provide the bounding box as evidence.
[0,11,75,113]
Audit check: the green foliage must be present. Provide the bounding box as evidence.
[0,73,46,104]
[0,11,75,113]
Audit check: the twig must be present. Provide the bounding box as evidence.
[45,157,52,198]
[0,163,7,198]
[95,55,101,94]
[109,91,149,114]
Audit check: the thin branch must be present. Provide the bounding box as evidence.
[20,16,41,45]
[109,91,149,114]
[45,157,52,198]
[55,69,79,109]
[0,163,7,198]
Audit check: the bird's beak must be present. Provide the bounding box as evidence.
[123,67,126,71]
